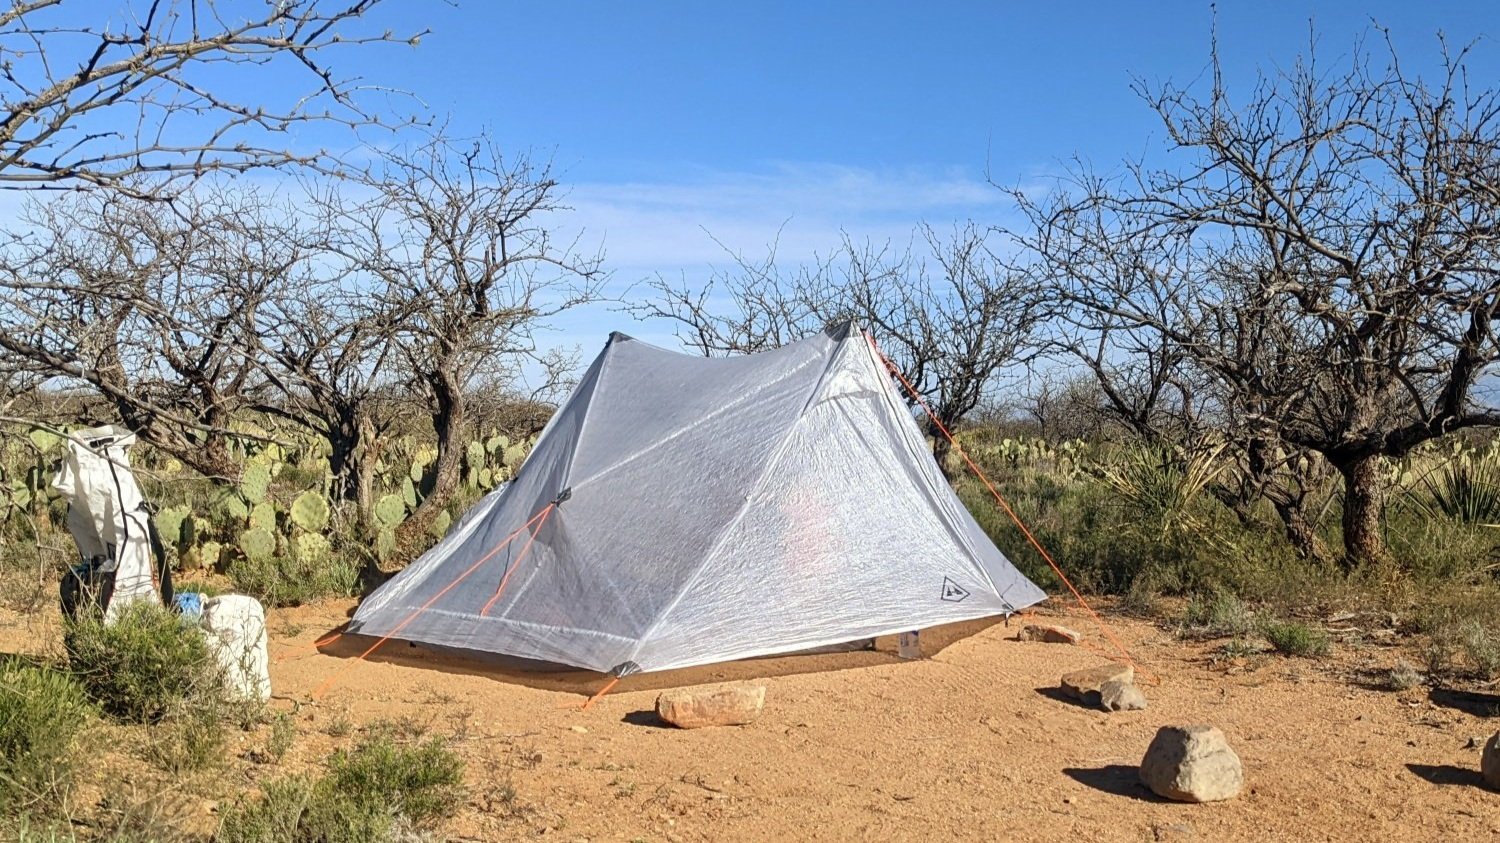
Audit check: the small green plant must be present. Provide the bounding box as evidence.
[1262,619,1331,658]
[1385,659,1423,691]
[1180,590,1255,637]
[64,602,224,722]
[1420,456,1500,524]
[326,733,465,822]
[0,659,95,813]
[266,712,296,764]
[216,775,393,843]
[146,701,228,775]
[217,732,465,842]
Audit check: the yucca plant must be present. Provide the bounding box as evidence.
[1420,455,1500,525]
[1093,443,1227,538]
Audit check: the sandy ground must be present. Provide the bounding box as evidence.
[4,600,1500,842]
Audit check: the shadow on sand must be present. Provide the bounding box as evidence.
[1033,685,1097,710]
[1427,687,1500,718]
[311,615,1009,697]
[1061,765,1166,802]
[1405,763,1488,788]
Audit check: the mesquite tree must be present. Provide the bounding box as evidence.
[0,0,421,455]
[325,134,603,538]
[641,224,1045,472]
[1016,33,1500,567]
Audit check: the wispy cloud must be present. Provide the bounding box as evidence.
[555,161,1022,284]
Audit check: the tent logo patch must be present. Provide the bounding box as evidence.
[940,576,970,603]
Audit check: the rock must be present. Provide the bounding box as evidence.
[1060,662,1134,705]
[656,683,766,729]
[1483,732,1500,791]
[1099,678,1148,711]
[1018,624,1081,644]
[568,725,588,734]
[1139,724,1244,803]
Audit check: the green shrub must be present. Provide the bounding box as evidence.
[0,660,95,813]
[65,602,223,723]
[216,775,394,843]
[1262,620,1331,658]
[146,700,228,775]
[1180,591,1255,637]
[226,552,359,608]
[216,732,464,843]
[326,733,465,822]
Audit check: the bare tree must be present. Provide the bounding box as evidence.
[640,224,1046,471]
[0,0,422,192]
[253,208,399,517]
[326,134,604,538]
[0,185,295,477]
[1015,32,1500,567]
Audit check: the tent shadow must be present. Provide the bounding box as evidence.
[1405,763,1487,788]
[1061,766,1166,802]
[311,615,1007,697]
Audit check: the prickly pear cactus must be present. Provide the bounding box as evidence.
[155,505,192,548]
[374,494,405,528]
[289,491,330,532]
[430,509,452,539]
[295,532,331,565]
[194,540,222,570]
[239,527,276,561]
[240,463,271,504]
[249,501,277,532]
[376,528,397,561]
[27,429,61,453]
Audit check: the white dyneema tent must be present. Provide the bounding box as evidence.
[350,323,1045,675]
[52,425,169,619]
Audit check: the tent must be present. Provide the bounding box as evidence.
[52,424,171,619]
[349,323,1045,675]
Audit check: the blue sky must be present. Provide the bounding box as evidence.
[357,1,1500,340]
[362,0,1500,363]
[47,2,1500,371]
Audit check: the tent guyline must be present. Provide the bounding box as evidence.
[312,495,565,700]
[867,335,1157,685]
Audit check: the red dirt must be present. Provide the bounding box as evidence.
[5,600,1499,841]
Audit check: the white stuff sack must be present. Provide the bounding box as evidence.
[50,424,160,620]
[199,595,271,702]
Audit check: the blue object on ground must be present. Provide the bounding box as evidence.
[173,591,204,622]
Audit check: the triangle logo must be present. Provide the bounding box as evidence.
[941,576,971,603]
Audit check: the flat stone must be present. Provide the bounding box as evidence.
[1483,732,1500,791]
[1018,624,1082,644]
[1100,678,1148,711]
[656,683,766,729]
[1060,662,1134,705]
[1140,724,1244,803]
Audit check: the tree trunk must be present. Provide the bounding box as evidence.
[1271,498,1333,564]
[1337,452,1389,569]
[328,406,381,525]
[931,432,956,480]
[401,367,465,541]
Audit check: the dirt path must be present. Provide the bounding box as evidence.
[5,601,1498,841]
